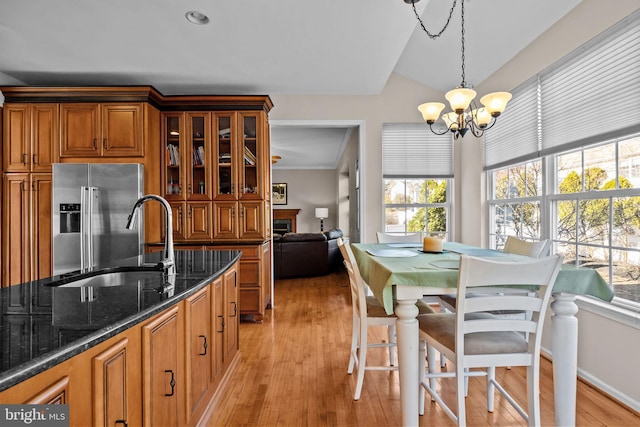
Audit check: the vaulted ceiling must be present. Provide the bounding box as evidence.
[0,0,582,168]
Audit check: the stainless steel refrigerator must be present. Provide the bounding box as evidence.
[52,163,144,275]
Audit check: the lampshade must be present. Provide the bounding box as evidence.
[315,208,328,219]
[480,92,512,116]
[471,108,492,128]
[417,102,446,124]
[445,88,476,113]
[441,112,460,131]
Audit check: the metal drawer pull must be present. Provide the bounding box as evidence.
[115,420,128,427]
[165,370,176,396]
[199,335,208,355]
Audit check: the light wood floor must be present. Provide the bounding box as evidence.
[208,270,639,426]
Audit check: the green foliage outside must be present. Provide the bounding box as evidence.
[407,180,447,233]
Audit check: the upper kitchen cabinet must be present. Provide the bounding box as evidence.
[60,103,144,158]
[3,103,59,172]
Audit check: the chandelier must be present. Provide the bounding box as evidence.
[406,0,512,139]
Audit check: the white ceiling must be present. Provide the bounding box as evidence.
[0,0,582,169]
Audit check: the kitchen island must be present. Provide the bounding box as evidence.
[0,249,241,427]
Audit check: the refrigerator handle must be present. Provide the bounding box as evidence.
[80,186,88,271]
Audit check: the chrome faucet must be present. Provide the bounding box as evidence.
[126,194,175,275]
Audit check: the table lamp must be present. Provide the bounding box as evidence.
[315,207,328,231]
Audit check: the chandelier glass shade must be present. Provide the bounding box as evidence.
[408,0,512,139]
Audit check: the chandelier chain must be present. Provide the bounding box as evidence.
[460,0,466,87]
[411,0,457,40]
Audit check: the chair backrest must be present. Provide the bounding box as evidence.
[454,254,563,361]
[337,238,367,318]
[376,232,422,243]
[503,236,550,258]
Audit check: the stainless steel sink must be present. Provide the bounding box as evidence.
[56,271,165,288]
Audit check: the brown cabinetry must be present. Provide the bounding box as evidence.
[185,287,212,423]
[2,173,52,286]
[3,103,58,172]
[92,339,131,427]
[60,103,144,158]
[142,305,180,427]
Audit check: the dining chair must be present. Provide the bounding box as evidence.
[337,238,435,400]
[417,254,563,426]
[375,232,422,243]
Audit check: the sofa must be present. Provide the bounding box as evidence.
[273,229,344,279]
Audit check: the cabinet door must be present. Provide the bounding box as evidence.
[239,201,264,240]
[163,113,185,201]
[101,103,144,157]
[92,339,129,427]
[31,104,59,171]
[212,278,224,381]
[238,112,264,200]
[32,174,52,281]
[224,267,239,364]
[60,103,101,157]
[3,104,30,172]
[185,113,211,201]
[169,202,187,241]
[213,113,238,200]
[213,201,237,240]
[142,307,179,427]
[185,287,211,421]
[186,202,213,240]
[3,174,30,286]
[25,376,70,404]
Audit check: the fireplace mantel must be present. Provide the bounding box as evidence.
[273,209,300,234]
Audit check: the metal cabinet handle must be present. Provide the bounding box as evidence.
[103,138,107,149]
[115,420,128,427]
[93,138,97,149]
[164,370,176,396]
[217,315,225,333]
[22,154,28,165]
[32,154,37,165]
[199,335,208,355]
[231,301,237,317]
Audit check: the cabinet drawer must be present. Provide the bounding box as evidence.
[238,260,260,287]
[239,288,260,313]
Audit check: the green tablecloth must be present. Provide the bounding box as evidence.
[351,242,614,315]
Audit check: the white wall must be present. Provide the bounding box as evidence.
[271,169,337,233]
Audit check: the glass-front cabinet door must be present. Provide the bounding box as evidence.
[186,113,211,200]
[213,113,237,200]
[163,113,184,200]
[239,112,263,199]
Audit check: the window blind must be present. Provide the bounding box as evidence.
[483,79,540,169]
[382,123,453,178]
[540,11,640,155]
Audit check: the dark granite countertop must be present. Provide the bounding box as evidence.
[0,249,241,392]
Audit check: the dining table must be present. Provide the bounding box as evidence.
[350,241,614,427]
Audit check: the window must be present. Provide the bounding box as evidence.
[384,178,451,238]
[551,135,640,305]
[382,123,453,239]
[488,160,543,250]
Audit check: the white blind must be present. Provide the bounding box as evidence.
[483,79,540,169]
[382,123,453,177]
[540,12,640,154]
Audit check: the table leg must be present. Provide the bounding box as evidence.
[550,293,579,427]
[395,298,420,427]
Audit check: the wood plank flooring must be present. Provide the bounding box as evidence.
[207,270,640,426]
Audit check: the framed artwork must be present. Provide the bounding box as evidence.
[272,183,288,205]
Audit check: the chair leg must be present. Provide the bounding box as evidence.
[418,340,426,415]
[426,345,437,399]
[348,314,359,374]
[486,366,496,412]
[527,363,541,426]
[456,365,467,426]
[388,324,396,366]
[353,320,368,400]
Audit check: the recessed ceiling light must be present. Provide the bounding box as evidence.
[185,11,209,25]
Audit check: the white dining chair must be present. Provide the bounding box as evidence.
[417,254,563,426]
[503,235,550,257]
[375,232,422,243]
[337,238,435,400]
